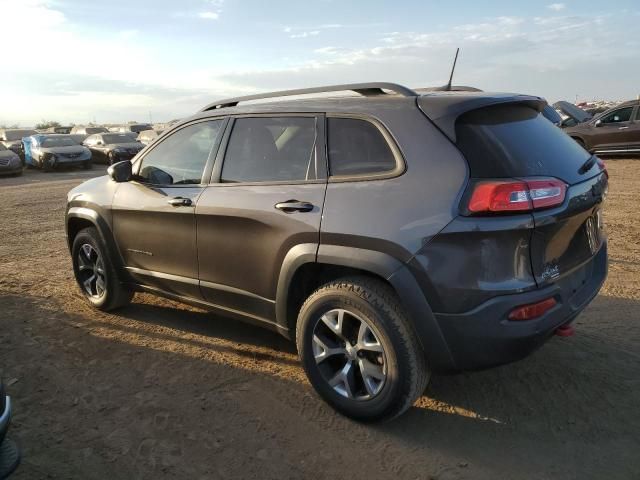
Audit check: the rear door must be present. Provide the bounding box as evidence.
[455,103,607,287]
[195,115,326,323]
[112,119,227,298]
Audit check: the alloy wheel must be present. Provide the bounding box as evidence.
[77,244,107,298]
[312,308,387,400]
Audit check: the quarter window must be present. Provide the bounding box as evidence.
[600,107,633,124]
[327,118,397,177]
[221,117,318,183]
[137,120,224,185]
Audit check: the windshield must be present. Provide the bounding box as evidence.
[103,134,137,144]
[41,136,76,148]
[4,130,37,141]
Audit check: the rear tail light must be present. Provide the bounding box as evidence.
[466,177,566,214]
[508,297,557,321]
[596,158,608,178]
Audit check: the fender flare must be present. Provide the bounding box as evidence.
[66,206,127,276]
[276,243,457,372]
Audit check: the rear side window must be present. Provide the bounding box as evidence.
[456,104,592,184]
[138,120,223,185]
[327,118,397,177]
[221,117,318,183]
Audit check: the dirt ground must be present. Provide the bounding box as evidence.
[0,161,638,480]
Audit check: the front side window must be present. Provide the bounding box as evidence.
[221,117,318,183]
[327,118,397,177]
[137,120,224,185]
[600,107,633,124]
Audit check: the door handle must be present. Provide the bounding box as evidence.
[167,197,192,207]
[274,200,314,213]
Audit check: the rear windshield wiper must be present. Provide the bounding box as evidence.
[578,155,597,175]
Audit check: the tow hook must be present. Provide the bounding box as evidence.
[555,324,575,337]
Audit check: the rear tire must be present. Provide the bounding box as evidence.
[71,227,133,311]
[296,276,429,422]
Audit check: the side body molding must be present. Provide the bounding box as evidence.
[275,243,457,372]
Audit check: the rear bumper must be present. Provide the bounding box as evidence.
[434,241,608,371]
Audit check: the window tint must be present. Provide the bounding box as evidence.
[327,118,397,177]
[138,120,223,185]
[221,117,317,183]
[600,107,633,124]
[456,104,591,184]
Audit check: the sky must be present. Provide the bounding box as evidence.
[1,0,639,126]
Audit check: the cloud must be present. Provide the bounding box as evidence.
[198,11,219,20]
[289,30,320,39]
[547,3,566,11]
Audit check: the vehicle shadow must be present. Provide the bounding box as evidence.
[3,291,639,479]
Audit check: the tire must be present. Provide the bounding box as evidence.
[83,160,92,170]
[71,227,133,311]
[296,276,429,422]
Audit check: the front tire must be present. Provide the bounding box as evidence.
[296,276,429,422]
[71,227,133,311]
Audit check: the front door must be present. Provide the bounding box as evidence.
[112,119,227,298]
[196,115,326,323]
[590,106,636,152]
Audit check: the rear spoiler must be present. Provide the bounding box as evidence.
[417,93,546,143]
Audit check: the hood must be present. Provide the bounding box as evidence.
[553,101,592,124]
[41,145,88,155]
[0,150,19,160]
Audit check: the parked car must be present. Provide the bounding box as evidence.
[0,144,22,176]
[553,101,593,128]
[0,379,19,477]
[66,83,608,421]
[45,126,73,134]
[23,134,92,171]
[114,124,152,134]
[563,99,640,155]
[70,126,109,135]
[137,129,164,146]
[82,133,144,165]
[0,129,37,160]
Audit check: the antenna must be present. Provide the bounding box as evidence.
[445,48,460,91]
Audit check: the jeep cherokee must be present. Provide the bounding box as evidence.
[65,83,608,421]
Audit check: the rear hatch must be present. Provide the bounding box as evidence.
[438,100,607,287]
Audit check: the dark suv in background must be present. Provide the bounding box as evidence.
[563,99,640,155]
[66,83,608,421]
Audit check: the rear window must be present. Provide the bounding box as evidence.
[456,104,591,184]
[327,118,397,177]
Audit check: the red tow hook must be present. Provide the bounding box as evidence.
[555,324,575,337]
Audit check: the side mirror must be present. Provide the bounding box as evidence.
[594,119,602,127]
[107,160,132,183]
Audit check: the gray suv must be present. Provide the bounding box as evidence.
[65,83,608,421]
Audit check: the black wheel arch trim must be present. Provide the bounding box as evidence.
[66,206,129,281]
[276,243,457,372]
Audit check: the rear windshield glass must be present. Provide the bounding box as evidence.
[42,137,76,147]
[86,127,108,134]
[103,134,135,144]
[456,104,591,184]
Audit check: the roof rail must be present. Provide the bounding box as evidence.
[200,82,418,112]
